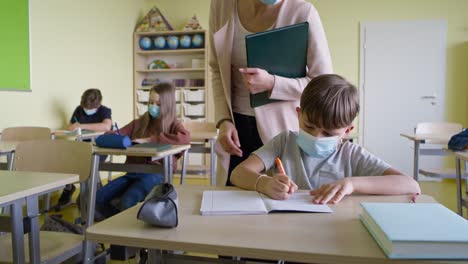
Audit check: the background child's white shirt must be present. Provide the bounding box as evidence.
[253,131,391,190]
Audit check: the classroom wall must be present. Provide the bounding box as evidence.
[0,0,145,129]
[0,0,466,130]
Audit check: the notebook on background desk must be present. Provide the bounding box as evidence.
[128,143,172,152]
[246,22,309,108]
[200,190,332,216]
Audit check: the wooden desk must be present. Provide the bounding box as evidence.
[0,170,78,264]
[188,131,218,186]
[454,151,468,216]
[400,133,453,180]
[93,144,191,184]
[85,186,457,264]
[52,130,104,142]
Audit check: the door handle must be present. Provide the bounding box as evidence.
[421,95,436,99]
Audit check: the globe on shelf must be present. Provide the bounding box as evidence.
[153,36,166,49]
[139,36,152,50]
[191,34,204,48]
[166,36,179,49]
[179,35,191,49]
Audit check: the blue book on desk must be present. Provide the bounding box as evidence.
[360,202,468,259]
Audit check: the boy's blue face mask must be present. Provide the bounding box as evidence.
[296,129,340,158]
[84,108,97,116]
[148,105,160,118]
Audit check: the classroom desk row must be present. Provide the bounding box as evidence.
[0,141,191,184]
[84,185,463,264]
[0,170,78,263]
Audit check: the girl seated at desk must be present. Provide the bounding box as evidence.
[95,83,190,219]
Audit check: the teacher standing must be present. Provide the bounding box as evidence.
[209,0,333,185]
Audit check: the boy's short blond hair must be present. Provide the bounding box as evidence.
[300,74,359,130]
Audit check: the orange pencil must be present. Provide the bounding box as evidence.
[275,157,285,174]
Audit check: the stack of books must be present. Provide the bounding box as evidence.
[360,202,468,259]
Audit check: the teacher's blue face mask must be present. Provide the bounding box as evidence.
[296,129,340,158]
[258,0,281,5]
[148,104,160,118]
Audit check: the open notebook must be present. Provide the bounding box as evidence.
[200,190,332,216]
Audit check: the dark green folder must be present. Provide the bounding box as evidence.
[246,22,308,108]
[129,143,172,151]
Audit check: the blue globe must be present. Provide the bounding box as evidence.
[153,36,166,49]
[166,36,179,49]
[180,35,191,49]
[191,34,204,48]
[139,37,152,50]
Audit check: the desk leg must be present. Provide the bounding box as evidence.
[148,249,163,264]
[26,195,40,264]
[210,139,216,186]
[168,155,173,184]
[83,154,100,264]
[6,151,14,171]
[180,150,188,185]
[11,200,25,264]
[456,157,463,216]
[413,141,420,181]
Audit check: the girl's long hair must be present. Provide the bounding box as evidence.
[135,83,176,138]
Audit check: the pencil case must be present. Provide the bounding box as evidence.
[137,183,178,228]
[95,134,132,149]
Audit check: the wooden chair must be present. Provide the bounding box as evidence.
[415,122,466,179]
[0,140,100,263]
[0,127,52,171]
[1,127,51,141]
[180,121,217,186]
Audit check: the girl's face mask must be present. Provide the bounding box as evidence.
[148,104,160,118]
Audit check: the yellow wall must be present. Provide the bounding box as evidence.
[0,0,466,130]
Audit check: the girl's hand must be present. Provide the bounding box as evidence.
[68,122,80,131]
[260,173,298,200]
[133,137,151,144]
[239,68,275,94]
[310,178,354,204]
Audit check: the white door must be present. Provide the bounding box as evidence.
[359,20,447,177]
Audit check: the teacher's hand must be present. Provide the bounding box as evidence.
[219,121,243,157]
[239,68,275,94]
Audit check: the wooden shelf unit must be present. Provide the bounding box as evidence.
[133,30,210,122]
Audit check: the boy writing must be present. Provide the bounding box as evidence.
[231,74,420,204]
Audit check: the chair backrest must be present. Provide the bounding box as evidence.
[13,140,93,183]
[184,121,217,133]
[1,126,51,141]
[415,122,463,135]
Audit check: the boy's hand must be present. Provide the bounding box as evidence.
[260,173,298,200]
[310,178,354,204]
[239,68,274,94]
[68,122,80,131]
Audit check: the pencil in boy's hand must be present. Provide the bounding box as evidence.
[275,157,285,175]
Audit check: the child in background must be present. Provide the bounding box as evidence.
[95,83,190,218]
[67,88,112,132]
[231,74,420,203]
[58,88,113,207]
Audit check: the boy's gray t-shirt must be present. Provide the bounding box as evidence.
[253,131,391,189]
